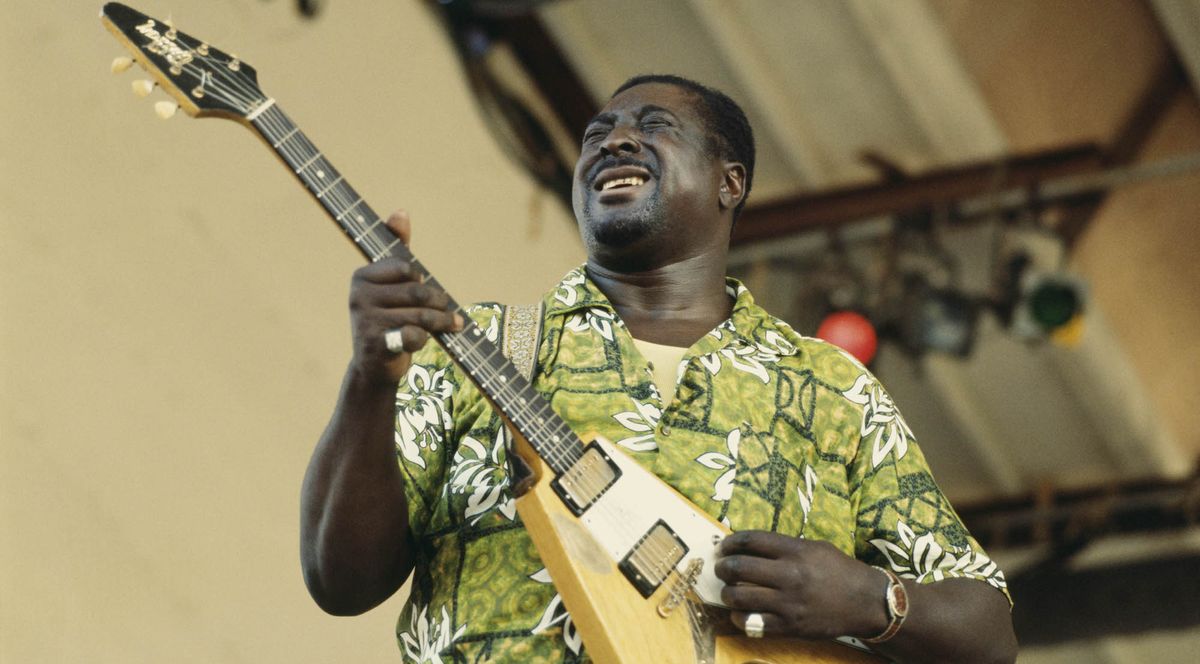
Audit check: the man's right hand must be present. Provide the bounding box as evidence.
[348,210,463,384]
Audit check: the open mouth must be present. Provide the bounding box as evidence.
[600,176,646,191]
[593,165,654,194]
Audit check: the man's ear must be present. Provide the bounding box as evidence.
[719,163,747,212]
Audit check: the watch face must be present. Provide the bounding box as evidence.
[887,582,909,618]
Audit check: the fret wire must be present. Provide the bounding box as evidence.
[271,127,299,148]
[295,152,323,173]
[373,237,401,261]
[277,131,316,165]
[336,199,366,222]
[352,217,386,242]
[314,175,345,199]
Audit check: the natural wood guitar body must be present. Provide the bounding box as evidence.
[513,432,885,664]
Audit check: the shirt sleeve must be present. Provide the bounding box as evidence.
[392,303,504,540]
[393,339,460,541]
[841,360,1010,603]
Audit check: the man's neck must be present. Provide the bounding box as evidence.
[585,253,733,348]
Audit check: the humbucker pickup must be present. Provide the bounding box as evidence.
[551,442,622,515]
[619,520,689,598]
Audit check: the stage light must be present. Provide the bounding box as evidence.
[1011,271,1087,343]
[897,277,978,357]
[816,311,878,365]
[1029,280,1081,330]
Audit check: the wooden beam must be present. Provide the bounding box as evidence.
[732,143,1105,245]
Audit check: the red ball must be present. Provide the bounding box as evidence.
[815,311,878,365]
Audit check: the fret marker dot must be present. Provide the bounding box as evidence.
[316,170,326,178]
[356,215,365,223]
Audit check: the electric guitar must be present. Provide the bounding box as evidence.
[101,4,885,662]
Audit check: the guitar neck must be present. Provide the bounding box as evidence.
[248,102,581,475]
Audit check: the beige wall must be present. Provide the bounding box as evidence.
[1,1,583,662]
[1074,94,1200,455]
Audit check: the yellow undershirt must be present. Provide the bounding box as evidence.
[632,337,689,408]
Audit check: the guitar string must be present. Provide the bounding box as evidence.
[170,48,679,578]
[439,332,582,471]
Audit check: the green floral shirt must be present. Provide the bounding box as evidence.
[392,266,1007,663]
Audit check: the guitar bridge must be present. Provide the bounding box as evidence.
[619,520,689,598]
[551,442,621,515]
[658,558,704,617]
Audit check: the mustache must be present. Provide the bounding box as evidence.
[587,155,659,185]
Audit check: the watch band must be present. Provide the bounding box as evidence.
[864,566,909,644]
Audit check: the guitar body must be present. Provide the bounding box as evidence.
[513,433,884,664]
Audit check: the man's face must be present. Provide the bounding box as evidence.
[572,83,730,266]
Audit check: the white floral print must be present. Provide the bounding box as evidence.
[529,568,582,655]
[696,427,741,502]
[707,318,736,340]
[399,604,468,663]
[564,308,620,342]
[446,427,516,525]
[611,397,662,452]
[797,464,819,522]
[697,343,778,384]
[756,327,799,357]
[870,520,1006,590]
[843,374,914,469]
[553,269,587,307]
[468,303,502,343]
[395,364,454,469]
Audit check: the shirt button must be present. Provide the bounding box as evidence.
[660,425,671,437]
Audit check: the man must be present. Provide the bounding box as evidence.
[301,75,1018,663]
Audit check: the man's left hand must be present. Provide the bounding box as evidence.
[715,531,889,641]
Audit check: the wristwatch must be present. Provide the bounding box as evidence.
[863,566,909,644]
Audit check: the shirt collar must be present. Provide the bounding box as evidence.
[543,264,765,335]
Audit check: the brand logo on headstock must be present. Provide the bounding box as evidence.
[135,20,194,74]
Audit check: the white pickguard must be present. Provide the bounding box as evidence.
[575,436,729,606]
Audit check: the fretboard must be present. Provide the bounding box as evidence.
[250,102,582,475]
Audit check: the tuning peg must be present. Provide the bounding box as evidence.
[111,56,133,74]
[132,79,156,97]
[154,101,179,119]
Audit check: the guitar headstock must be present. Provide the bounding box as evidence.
[101,2,269,121]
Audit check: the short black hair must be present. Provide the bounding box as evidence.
[612,74,755,221]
